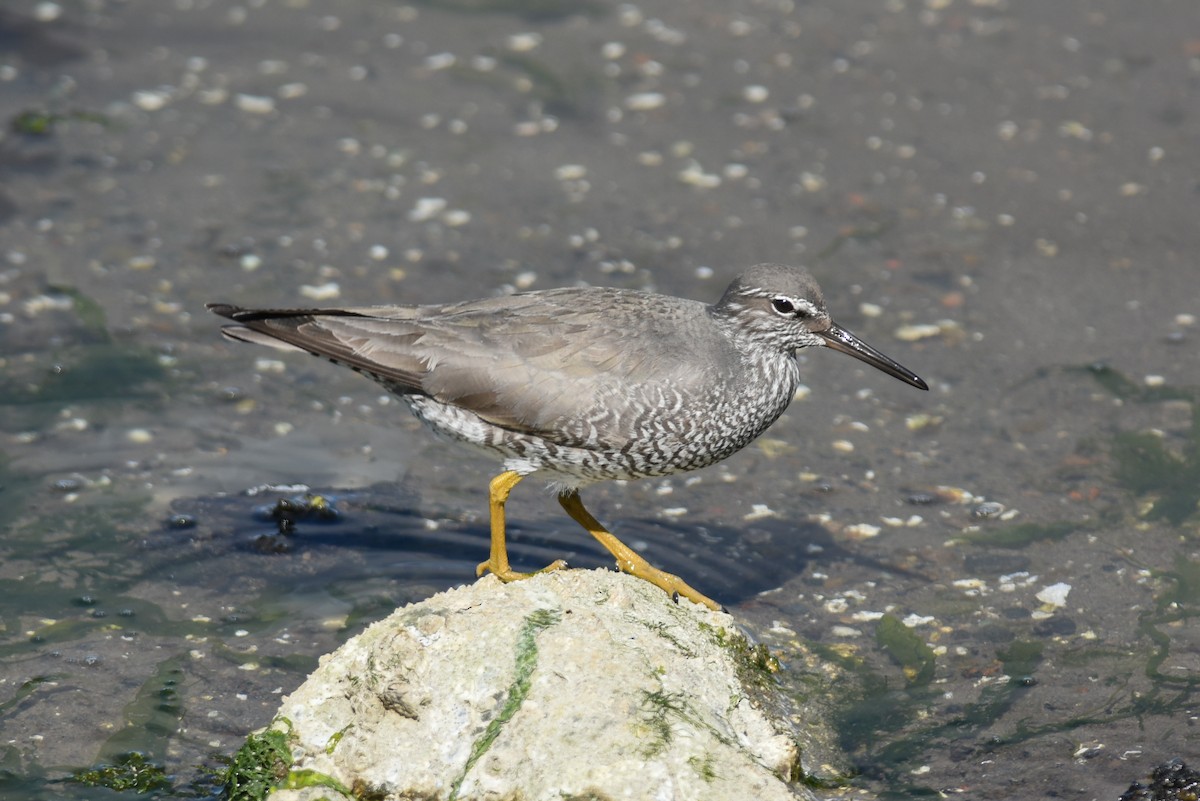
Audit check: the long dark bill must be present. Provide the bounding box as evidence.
[818,322,929,390]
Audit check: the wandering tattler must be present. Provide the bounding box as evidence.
[209,263,927,610]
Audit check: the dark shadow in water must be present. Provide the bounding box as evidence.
[165,483,906,608]
[0,10,87,67]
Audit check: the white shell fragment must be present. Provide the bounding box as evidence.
[1035,582,1071,608]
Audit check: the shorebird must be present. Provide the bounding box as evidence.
[209,263,927,610]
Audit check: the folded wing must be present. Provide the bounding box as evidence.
[208,290,718,450]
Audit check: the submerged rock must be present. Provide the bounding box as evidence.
[258,569,821,801]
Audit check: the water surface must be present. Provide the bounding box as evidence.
[1,1,1198,798]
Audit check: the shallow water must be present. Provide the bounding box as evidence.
[1,1,1198,798]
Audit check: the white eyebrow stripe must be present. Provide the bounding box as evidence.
[772,296,821,316]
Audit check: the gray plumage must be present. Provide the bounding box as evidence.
[209,263,926,489]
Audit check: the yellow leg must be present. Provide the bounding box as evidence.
[476,470,568,581]
[558,490,721,611]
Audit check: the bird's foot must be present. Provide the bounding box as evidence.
[623,563,722,611]
[557,490,723,611]
[476,558,569,582]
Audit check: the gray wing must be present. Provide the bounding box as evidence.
[208,289,720,449]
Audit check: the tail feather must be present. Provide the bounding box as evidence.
[206,302,425,394]
[206,302,367,323]
[218,325,308,353]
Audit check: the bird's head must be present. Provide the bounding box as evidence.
[713,263,928,390]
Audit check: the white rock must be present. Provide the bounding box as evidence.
[260,570,819,801]
[234,93,276,114]
[132,89,172,111]
[408,197,447,222]
[625,91,666,110]
[34,3,63,22]
[1035,582,1071,608]
[298,282,340,301]
[507,32,542,52]
[743,84,769,103]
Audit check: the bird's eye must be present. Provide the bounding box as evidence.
[771,297,796,316]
